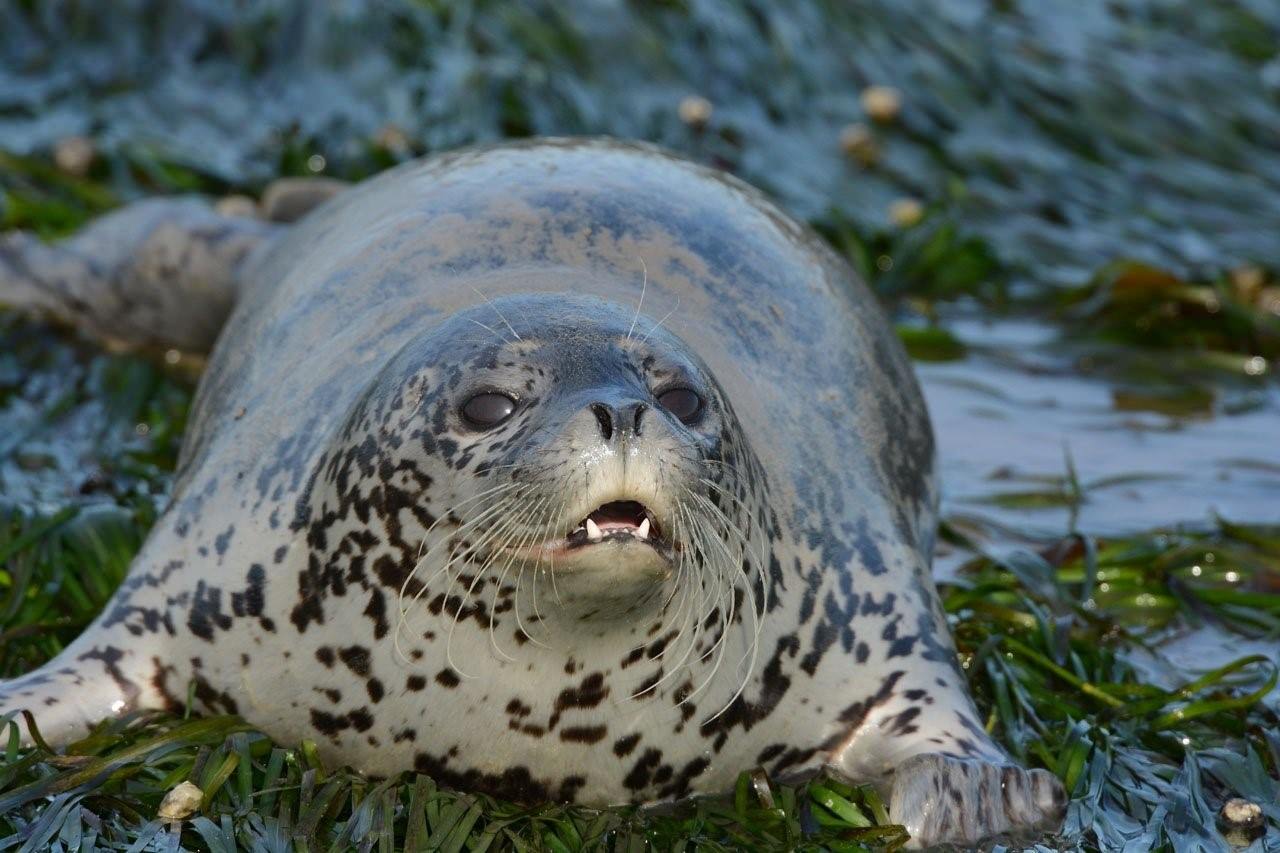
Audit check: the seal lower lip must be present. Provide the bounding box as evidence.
[567,501,662,548]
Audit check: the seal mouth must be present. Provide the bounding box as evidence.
[566,500,664,549]
[503,497,676,566]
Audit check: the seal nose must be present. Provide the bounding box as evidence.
[589,401,648,441]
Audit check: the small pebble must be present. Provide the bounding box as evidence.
[260,177,350,223]
[158,781,203,821]
[678,95,714,130]
[1231,265,1265,301]
[1257,286,1280,316]
[860,85,902,124]
[889,198,924,228]
[375,124,412,155]
[838,123,878,166]
[214,195,259,219]
[1218,798,1265,846]
[53,136,95,177]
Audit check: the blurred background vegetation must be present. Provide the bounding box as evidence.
[1,1,1278,850]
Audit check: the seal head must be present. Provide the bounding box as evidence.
[312,291,771,684]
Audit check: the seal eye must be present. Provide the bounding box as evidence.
[657,387,703,424]
[462,392,516,428]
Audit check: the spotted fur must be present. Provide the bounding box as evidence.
[0,139,1064,847]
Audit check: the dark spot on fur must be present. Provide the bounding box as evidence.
[338,645,372,677]
[614,733,641,757]
[559,725,607,744]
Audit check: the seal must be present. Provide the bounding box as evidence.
[0,139,1065,847]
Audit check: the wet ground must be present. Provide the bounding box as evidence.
[1,1,1278,850]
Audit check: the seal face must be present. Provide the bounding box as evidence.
[321,292,772,686]
[0,138,1065,846]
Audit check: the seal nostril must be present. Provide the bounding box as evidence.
[633,403,647,436]
[590,403,613,441]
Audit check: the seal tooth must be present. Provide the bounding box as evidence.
[637,518,650,539]
[585,518,603,542]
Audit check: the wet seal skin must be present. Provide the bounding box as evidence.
[0,138,1065,848]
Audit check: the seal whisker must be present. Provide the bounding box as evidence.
[547,536,565,608]
[680,488,763,711]
[688,482,773,721]
[406,491,523,606]
[398,484,511,599]
[672,501,722,681]
[628,506,693,693]
[501,489,563,648]
[640,504,694,664]
[639,293,680,344]
[482,531,529,663]
[441,496,540,677]
[468,317,507,342]
[633,502,716,697]
[689,483,770,664]
[695,477,772,627]
[685,507,739,699]
[470,285,522,341]
[407,491,528,628]
[397,482,520,605]
[507,491,565,652]
[394,484,521,663]
[399,499,524,667]
[628,507,696,699]
[625,255,648,343]
[445,491,539,615]
[485,491,562,657]
[479,499,545,662]
[541,491,573,645]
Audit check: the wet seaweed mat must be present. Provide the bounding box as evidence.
[1,500,1278,850]
[2,0,1280,850]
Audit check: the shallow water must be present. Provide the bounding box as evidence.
[925,315,1279,540]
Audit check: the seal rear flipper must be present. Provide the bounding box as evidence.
[0,198,281,354]
[0,638,177,747]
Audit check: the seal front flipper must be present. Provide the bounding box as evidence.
[0,628,178,746]
[822,610,1067,850]
[0,197,280,353]
[888,754,1066,848]
[829,687,1067,848]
